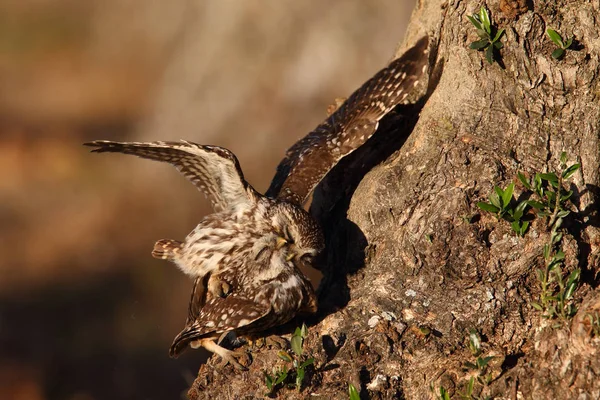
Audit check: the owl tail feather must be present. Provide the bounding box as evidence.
[152,239,183,261]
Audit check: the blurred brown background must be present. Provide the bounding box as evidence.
[0,0,415,398]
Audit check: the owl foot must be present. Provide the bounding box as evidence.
[195,338,251,370]
[266,335,288,349]
[247,335,287,350]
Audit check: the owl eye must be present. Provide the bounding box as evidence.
[284,226,294,244]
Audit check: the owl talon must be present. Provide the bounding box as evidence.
[248,337,266,350]
[196,338,251,370]
[266,335,288,349]
[217,350,251,370]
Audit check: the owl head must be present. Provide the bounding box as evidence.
[270,203,324,270]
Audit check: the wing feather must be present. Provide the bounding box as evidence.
[84,140,256,212]
[169,295,269,357]
[266,35,430,204]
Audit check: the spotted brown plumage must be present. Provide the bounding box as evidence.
[84,35,430,369]
[266,35,430,205]
[85,140,324,368]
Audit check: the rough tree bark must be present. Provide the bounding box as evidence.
[187,1,600,398]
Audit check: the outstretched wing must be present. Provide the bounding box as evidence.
[84,140,257,212]
[266,36,430,205]
[169,294,269,357]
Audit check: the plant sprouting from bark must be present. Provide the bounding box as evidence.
[430,384,451,400]
[520,153,582,326]
[467,7,504,64]
[477,183,529,237]
[348,383,361,400]
[264,324,314,396]
[463,330,494,387]
[546,28,573,59]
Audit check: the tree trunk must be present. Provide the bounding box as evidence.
[188,1,600,398]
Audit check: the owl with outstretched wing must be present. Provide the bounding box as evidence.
[84,35,430,369]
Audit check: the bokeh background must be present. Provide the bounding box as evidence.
[0,1,415,398]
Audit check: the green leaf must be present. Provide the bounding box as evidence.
[546,191,557,205]
[552,48,565,59]
[518,172,531,189]
[467,15,483,30]
[466,376,475,395]
[485,44,494,64]
[493,40,504,49]
[469,329,481,354]
[560,152,568,164]
[546,28,564,47]
[278,351,293,362]
[536,268,545,282]
[300,358,315,369]
[557,210,570,219]
[440,387,451,400]
[564,37,573,49]
[527,200,545,210]
[565,269,580,299]
[476,28,488,39]
[291,335,303,356]
[520,221,529,236]
[265,373,274,390]
[492,28,505,43]
[494,185,504,198]
[274,370,288,386]
[502,183,514,209]
[511,220,521,235]
[540,172,559,184]
[296,367,305,391]
[464,361,478,370]
[487,189,503,210]
[531,302,543,311]
[543,244,550,260]
[562,163,580,179]
[479,7,491,34]
[477,201,499,213]
[513,200,528,221]
[554,251,566,261]
[348,383,361,400]
[300,323,309,338]
[561,190,573,201]
[478,356,495,368]
[534,173,542,192]
[552,232,563,244]
[470,39,489,50]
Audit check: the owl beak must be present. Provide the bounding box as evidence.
[276,236,288,249]
[285,244,298,261]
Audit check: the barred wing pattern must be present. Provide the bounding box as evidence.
[84,140,255,212]
[266,35,429,205]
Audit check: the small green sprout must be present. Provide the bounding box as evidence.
[467,7,505,64]
[431,385,451,400]
[522,153,582,325]
[264,323,314,395]
[348,383,361,400]
[477,183,530,237]
[463,330,494,387]
[531,243,580,323]
[546,28,573,59]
